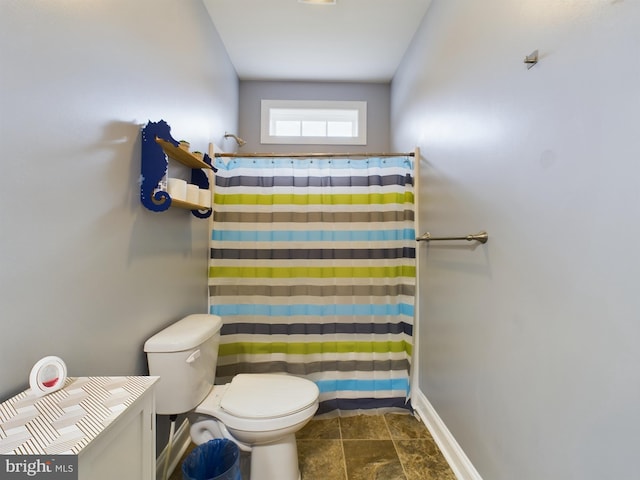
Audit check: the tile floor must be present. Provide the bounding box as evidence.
[296,413,456,480]
[170,413,456,480]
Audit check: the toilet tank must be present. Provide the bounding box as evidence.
[144,314,223,415]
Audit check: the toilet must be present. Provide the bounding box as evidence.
[144,314,319,480]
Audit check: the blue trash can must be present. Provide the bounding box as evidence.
[182,439,241,480]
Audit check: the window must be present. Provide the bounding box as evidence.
[261,100,367,145]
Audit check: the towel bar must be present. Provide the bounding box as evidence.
[416,231,488,244]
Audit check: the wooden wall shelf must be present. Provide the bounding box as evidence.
[154,137,212,170]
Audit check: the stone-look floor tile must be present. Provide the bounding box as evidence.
[343,440,406,480]
[297,439,346,480]
[340,414,391,440]
[394,439,457,480]
[297,417,342,440]
[384,413,431,439]
[169,416,457,480]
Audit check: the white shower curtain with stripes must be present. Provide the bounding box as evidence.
[208,155,416,416]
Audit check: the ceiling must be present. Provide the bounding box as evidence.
[202,0,432,83]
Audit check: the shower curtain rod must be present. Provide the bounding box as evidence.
[214,152,415,158]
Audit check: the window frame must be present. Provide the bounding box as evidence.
[260,99,367,145]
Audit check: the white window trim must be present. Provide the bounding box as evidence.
[260,99,367,145]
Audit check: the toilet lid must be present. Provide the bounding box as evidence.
[220,374,319,419]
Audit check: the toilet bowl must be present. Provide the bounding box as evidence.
[144,314,319,480]
[189,374,319,480]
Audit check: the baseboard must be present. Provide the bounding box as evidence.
[412,389,483,480]
[156,419,192,480]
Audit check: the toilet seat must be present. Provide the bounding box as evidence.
[221,373,319,419]
[194,374,319,432]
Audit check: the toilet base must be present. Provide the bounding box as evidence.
[250,433,300,480]
[189,415,309,480]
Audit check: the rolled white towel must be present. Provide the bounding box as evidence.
[189,416,252,452]
[189,416,223,445]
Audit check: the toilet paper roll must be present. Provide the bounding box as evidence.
[186,184,199,205]
[198,189,211,209]
[167,178,187,201]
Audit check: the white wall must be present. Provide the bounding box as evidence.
[0,0,238,401]
[392,1,640,479]
[238,81,390,152]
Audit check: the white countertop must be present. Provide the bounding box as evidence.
[0,376,158,455]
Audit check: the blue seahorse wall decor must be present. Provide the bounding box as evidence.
[140,119,213,218]
[140,120,175,212]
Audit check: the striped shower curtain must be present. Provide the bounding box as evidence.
[208,156,415,416]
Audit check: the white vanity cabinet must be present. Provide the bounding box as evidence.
[0,376,158,480]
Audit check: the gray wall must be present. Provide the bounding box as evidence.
[0,0,238,404]
[237,81,390,153]
[391,1,640,479]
